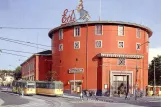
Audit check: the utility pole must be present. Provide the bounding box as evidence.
[135,41,149,100]
[153,60,156,96]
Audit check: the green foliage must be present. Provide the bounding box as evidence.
[14,66,21,73]
[13,66,21,80]
[0,69,13,73]
[148,55,161,86]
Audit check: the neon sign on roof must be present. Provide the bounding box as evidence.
[61,0,90,24]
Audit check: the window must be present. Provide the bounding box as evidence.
[118,25,124,36]
[95,25,103,35]
[118,58,126,65]
[74,26,80,37]
[136,43,141,50]
[74,41,80,49]
[59,44,63,51]
[59,29,63,40]
[136,28,141,38]
[118,41,124,48]
[95,40,102,48]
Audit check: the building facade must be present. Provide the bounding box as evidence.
[21,50,52,81]
[48,21,152,95]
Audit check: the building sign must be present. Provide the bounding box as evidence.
[62,9,76,24]
[61,0,90,24]
[69,68,84,73]
[69,80,83,83]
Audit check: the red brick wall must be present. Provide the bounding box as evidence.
[21,56,35,78]
[38,55,52,81]
[21,55,52,81]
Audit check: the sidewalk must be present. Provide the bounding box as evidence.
[63,93,116,102]
[0,98,4,106]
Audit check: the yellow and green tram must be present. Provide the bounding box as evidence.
[36,81,63,96]
[12,80,36,95]
[12,80,18,93]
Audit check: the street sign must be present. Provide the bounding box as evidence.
[69,68,84,73]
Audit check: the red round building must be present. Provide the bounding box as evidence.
[48,21,152,95]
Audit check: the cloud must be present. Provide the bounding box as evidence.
[149,47,161,64]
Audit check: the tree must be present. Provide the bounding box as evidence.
[46,70,58,81]
[14,66,21,73]
[148,55,161,86]
[13,66,22,80]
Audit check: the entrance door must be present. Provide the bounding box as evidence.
[70,83,82,93]
[112,75,129,95]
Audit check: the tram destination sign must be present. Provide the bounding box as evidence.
[69,68,84,73]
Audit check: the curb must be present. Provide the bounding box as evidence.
[62,95,115,103]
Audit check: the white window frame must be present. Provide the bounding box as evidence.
[74,41,80,49]
[74,26,81,37]
[136,43,141,50]
[59,29,63,40]
[118,25,124,36]
[136,28,141,38]
[117,58,126,66]
[95,40,102,48]
[95,25,103,35]
[118,41,124,48]
[59,44,63,51]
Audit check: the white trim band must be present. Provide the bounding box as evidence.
[97,53,144,59]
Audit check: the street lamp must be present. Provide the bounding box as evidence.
[135,41,149,100]
[74,58,78,92]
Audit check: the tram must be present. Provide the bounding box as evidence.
[12,80,18,93]
[146,85,161,96]
[36,81,63,96]
[12,80,36,95]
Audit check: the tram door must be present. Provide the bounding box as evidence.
[113,75,129,95]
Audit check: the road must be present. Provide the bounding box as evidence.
[0,88,161,107]
[0,91,29,106]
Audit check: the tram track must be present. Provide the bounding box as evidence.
[33,95,62,107]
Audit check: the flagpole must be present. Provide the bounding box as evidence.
[99,0,102,21]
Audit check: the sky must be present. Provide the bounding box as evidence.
[0,0,161,70]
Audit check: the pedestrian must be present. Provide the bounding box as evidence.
[80,92,83,100]
[86,90,89,100]
[95,91,98,101]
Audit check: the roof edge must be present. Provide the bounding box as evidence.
[48,21,153,39]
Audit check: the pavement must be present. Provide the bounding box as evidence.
[0,91,30,106]
[0,87,161,107]
[63,93,161,107]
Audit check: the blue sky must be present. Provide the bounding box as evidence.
[0,0,161,70]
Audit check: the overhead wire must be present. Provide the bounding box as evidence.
[0,38,48,50]
[0,26,51,30]
[0,36,51,47]
[0,49,34,54]
[0,51,28,57]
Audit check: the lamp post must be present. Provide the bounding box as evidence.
[74,58,78,92]
[135,41,149,100]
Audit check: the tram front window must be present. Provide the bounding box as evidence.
[28,85,35,88]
